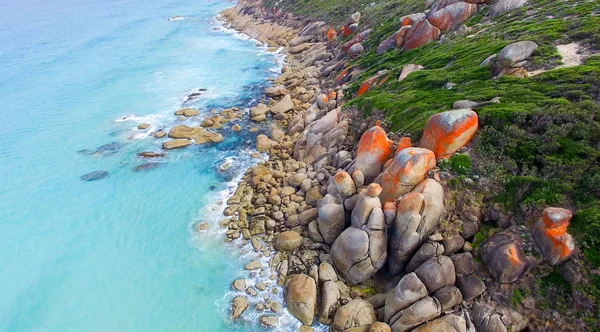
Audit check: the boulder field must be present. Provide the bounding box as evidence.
[216,1,579,331]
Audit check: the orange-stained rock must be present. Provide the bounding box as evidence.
[420,109,479,159]
[343,29,372,53]
[543,207,573,228]
[532,207,575,265]
[327,28,338,42]
[479,230,529,283]
[350,125,395,183]
[378,147,437,203]
[357,71,388,97]
[341,24,358,37]
[328,91,337,101]
[337,66,354,86]
[403,19,441,51]
[357,78,377,97]
[396,137,412,154]
[383,201,397,224]
[366,183,383,197]
[395,25,413,49]
[400,13,426,26]
[333,170,357,198]
[427,2,477,31]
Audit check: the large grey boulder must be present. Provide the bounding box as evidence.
[489,0,527,17]
[319,281,340,324]
[351,184,383,228]
[317,194,346,244]
[384,273,428,324]
[433,286,463,311]
[451,252,486,300]
[284,274,317,325]
[388,179,445,275]
[497,41,538,68]
[331,206,388,285]
[389,297,442,332]
[331,300,377,332]
[412,313,468,332]
[414,256,456,294]
[405,240,445,272]
[479,230,529,283]
[471,302,508,332]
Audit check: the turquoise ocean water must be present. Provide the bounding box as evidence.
[0,0,295,330]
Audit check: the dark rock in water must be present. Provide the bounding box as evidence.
[96,142,125,153]
[138,151,165,158]
[77,149,95,155]
[198,88,207,92]
[80,171,109,181]
[210,185,217,191]
[133,163,165,172]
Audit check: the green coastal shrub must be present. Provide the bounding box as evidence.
[450,154,472,175]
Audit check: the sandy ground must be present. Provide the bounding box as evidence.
[556,42,586,67]
[530,42,596,76]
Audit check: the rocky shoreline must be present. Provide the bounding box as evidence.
[213,1,580,331]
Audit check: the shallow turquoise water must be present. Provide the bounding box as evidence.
[0,0,286,330]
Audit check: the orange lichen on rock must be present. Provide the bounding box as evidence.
[507,246,523,266]
[420,109,479,159]
[328,91,337,101]
[394,25,413,49]
[350,124,395,183]
[396,137,412,154]
[333,170,356,198]
[479,231,529,283]
[378,147,436,203]
[336,65,354,85]
[341,24,357,37]
[403,19,441,51]
[543,207,573,228]
[327,28,338,42]
[427,2,477,31]
[342,29,372,53]
[532,207,575,265]
[357,72,387,97]
[357,77,378,96]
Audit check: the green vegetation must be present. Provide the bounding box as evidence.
[263,0,424,27]
[449,154,472,175]
[510,288,525,306]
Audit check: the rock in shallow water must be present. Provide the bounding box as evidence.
[80,170,109,181]
[138,151,165,158]
[285,274,317,325]
[231,296,248,320]
[133,163,165,172]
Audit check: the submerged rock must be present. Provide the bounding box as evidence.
[138,151,165,158]
[96,142,125,153]
[133,163,165,172]
[80,170,109,181]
